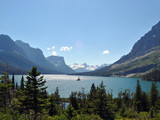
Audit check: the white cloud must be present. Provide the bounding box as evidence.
[47,46,55,51]
[103,50,109,55]
[60,46,72,51]
[52,46,55,49]
[47,47,51,50]
[52,51,57,56]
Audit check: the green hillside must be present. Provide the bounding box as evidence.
[80,46,160,77]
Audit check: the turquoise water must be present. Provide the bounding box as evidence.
[9,74,160,98]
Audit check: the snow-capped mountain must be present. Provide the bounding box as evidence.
[69,63,108,73]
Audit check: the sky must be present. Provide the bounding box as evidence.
[1,0,160,65]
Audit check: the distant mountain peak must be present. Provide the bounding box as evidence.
[46,55,65,65]
[0,35,27,58]
[15,40,41,51]
[70,63,108,72]
[46,55,76,74]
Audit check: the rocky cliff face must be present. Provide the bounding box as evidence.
[46,56,76,74]
[116,21,160,64]
[0,35,27,58]
[15,40,60,73]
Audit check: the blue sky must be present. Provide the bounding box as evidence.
[1,0,160,65]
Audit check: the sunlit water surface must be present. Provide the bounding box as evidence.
[9,74,160,98]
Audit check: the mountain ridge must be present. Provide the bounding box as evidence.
[15,40,61,73]
[0,35,63,74]
[78,21,160,77]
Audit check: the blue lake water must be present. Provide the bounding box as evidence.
[9,74,160,98]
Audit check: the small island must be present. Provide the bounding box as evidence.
[77,77,80,81]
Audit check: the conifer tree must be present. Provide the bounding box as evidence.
[54,87,60,105]
[149,82,158,107]
[15,82,18,90]
[20,67,47,120]
[86,83,97,114]
[96,81,114,120]
[70,92,79,110]
[89,83,96,100]
[20,73,32,114]
[49,94,57,116]
[12,73,15,90]
[0,73,12,111]
[141,92,149,111]
[20,75,24,90]
[66,104,77,119]
[134,80,142,113]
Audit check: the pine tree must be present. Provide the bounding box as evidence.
[115,91,123,110]
[134,80,142,113]
[48,94,57,116]
[141,92,149,111]
[12,73,15,90]
[86,83,97,114]
[89,83,96,100]
[149,82,158,107]
[66,104,77,120]
[15,82,18,90]
[54,87,60,105]
[96,81,114,120]
[0,73,12,111]
[122,89,131,108]
[20,67,47,120]
[70,92,79,110]
[20,75,24,90]
[20,73,32,114]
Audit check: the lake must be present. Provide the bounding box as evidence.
[9,74,160,98]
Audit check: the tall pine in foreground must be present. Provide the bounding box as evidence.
[149,82,158,108]
[0,73,12,111]
[20,67,47,120]
[134,80,142,113]
[48,94,58,116]
[95,81,114,120]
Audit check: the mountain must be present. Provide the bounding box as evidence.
[69,63,108,73]
[15,40,61,73]
[80,21,160,77]
[0,35,27,58]
[0,60,26,74]
[0,35,61,74]
[116,21,160,64]
[46,56,76,74]
[0,50,58,74]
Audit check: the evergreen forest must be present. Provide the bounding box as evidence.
[0,67,160,120]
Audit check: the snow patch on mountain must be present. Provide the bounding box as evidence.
[69,63,108,72]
